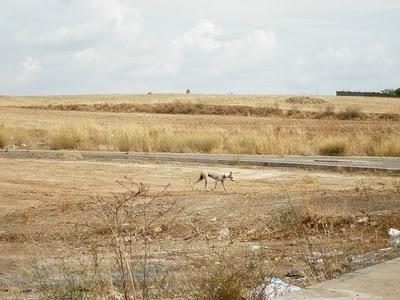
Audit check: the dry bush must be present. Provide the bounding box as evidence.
[272,200,354,281]
[317,138,347,156]
[49,125,84,150]
[190,252,267,300]
[363,132,400,157]
[286,96,326,105]
[0,123,8,148]
[337,105,363,120]
[183,131,222,153]
[33,180,183,300]
[32,256,113,300]
[113,128,151,152]
[321,105,335,117]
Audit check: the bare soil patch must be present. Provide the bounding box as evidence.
[0,157,399,298]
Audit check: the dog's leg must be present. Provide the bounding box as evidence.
[221,181,228,192]
[213,180,218,190]
[193,175,204,190]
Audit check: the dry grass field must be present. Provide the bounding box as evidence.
[1,94,400,157]
[1,94,400,299]
[0,156,399,299]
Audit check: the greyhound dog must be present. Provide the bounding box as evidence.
[193,171,233,192]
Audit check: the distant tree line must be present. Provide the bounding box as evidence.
[381,88,400,97]
[337,87,400,98]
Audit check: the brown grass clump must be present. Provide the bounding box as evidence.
[286,96,326,105]
[49,125,84,150]
[0,123,8,148]
[190,252,266,300]
[317,138,347,156]
[24,101,400,121]
[337,105,363,120]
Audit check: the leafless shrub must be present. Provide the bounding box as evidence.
[33,179,183,300]
[189,251,267,300]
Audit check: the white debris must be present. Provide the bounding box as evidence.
[356,216,369,224]
[389,228,400,247]
[250,243,261,251]
[218,228,230,240]
[153,226,163,234]
[251,277,301,300]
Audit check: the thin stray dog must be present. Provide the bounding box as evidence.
[193,171,234,192]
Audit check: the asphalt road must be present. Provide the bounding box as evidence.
[1,150,400,172]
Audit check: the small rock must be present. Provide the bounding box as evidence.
[285,271,304,279]
[389,228,400,247]
[210,218,217,222]
[153,226,163,234]
[356,216,369,224]
[218,228,230,240]
[250,243,261,251]
[246,228,256,236]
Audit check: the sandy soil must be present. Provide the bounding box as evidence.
[1,157,399,298]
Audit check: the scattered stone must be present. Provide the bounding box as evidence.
[285,270,304,280]
[246,228,256,236]
[389,228,400,247]
[218,228,230,240]
[153,226,163,234]
[210,218,217,222]
[355,216,369,224]
[252,277,301,300]
[250,243,261,251]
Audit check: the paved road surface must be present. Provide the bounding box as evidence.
[1,150,400,172]
[280,257,400,300]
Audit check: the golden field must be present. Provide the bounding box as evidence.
[1,94,400,156]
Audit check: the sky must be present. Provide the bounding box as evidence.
[1,0,399,95]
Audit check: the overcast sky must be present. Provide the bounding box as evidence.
[1,0,399,95]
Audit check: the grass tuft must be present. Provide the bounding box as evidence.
[318,138,347,156]
[0,124,8,148]
[50,125,84,150]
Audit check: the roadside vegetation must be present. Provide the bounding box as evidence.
[28,179,400,299]
[23,101,400,121]
[1,122,400,157]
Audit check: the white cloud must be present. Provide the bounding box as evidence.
[73,48,101,64]
[291,45,394,92]
[173,19,222,51]
[170,19,277,76]
[88,0,143,38]
[18,57,42,83]
[1,1,399,94]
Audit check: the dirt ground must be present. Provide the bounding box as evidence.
[1,157,399,298]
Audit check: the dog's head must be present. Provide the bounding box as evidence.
[224,171,233,181]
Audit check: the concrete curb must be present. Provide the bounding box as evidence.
[280,257,400,299]
[1,150,400,173]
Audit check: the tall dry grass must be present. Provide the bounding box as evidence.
[1,122,400,157]
[0,124,7,148]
